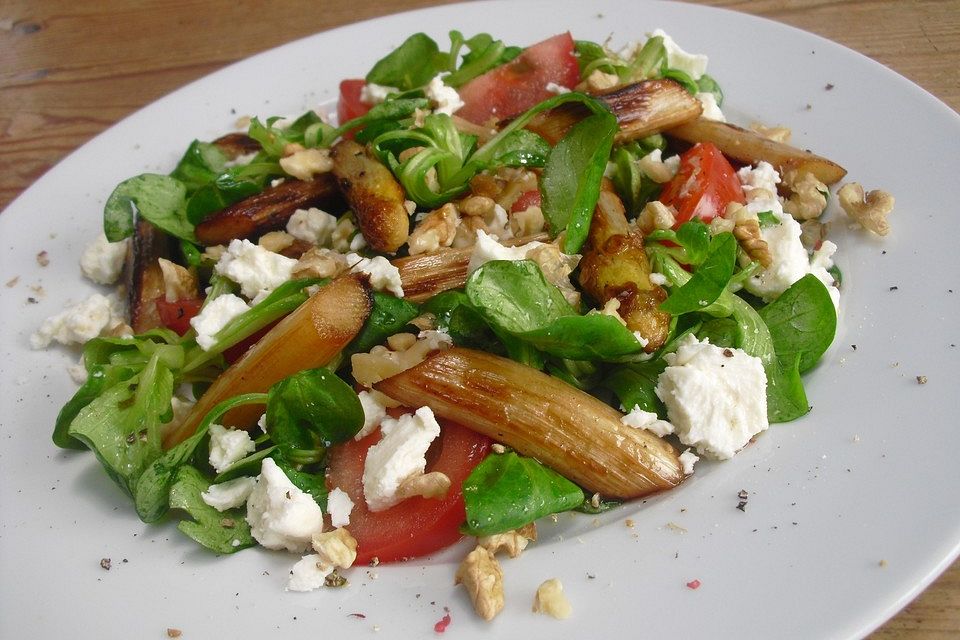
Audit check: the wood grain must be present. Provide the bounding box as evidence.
[1,1,957,637]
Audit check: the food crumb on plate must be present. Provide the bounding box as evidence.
[166,629,182,638]
[686,579,701,590]
[99,558,111,570]
[916,375,928,385]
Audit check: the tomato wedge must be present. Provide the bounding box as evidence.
[154,297,203,336]
[337,78,370,126]
[326,418,491,564]
[456,32,580,125]
[658,142,746,225]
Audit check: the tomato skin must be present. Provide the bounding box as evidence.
[337,79,370,126]
[326,418,491,564]
[154,297,203,336]
[456,33,580,124]
[658,142,746,225]
[510,189,542,213]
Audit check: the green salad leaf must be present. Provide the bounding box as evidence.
[169,466,254,554]
[103,174,193,242]
[758,274,837,374]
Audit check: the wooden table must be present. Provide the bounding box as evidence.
[2,0,957,636]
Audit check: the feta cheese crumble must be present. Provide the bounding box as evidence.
[30,292,127,349]
[362,406,441,512]
[201,476,257,512]
[80,233,129,285]
[678,449,700,475]
[286,554,332,592]
[360,82,397,105]
[246,458,324,552]
[655,334,768,460]
[637,149,680,183]
[286,207,338,245]
[620,406,675,437]
[326,487,355,528]
[696,92,725,122]
[650,29,709,80]
[346,253,404,298]
[208,424,257,473]
[356,389,390,440]
[425,74,464,116]
[189,293,250,351]
[214,239,297,302]
[467,229,546,274]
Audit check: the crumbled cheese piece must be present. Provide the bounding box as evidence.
[330,217,357,253]
[279,147,333,181]
[678,448,699,475]
[166,395,196,437]
[286,554,333,592]
[467,229,545,273]
[737,163,839,307]
[649,272,668,286]
[246,458,325,552]
[649,29,709,80]
[257,413,268,434]
[30,292,127,349]
[201,476,257,512]
[425,74,464,116]
[545,82,570,94]
[638,149,680,183]
[655,334,768,460]
[467,231,581,304]
[208,424,257,473]
[346,253,404,298]
[360,82,397,105]
[356,389,390,440]
[620,406,674,437]
[348,233,367,252]
[80,233,128,285]
[696,92,725,122]
[214,239,297,302]
[67,355,88,384]
[533,578,572,619]
[361,406,441,512]
[326,488,355,528]
[190,293,250,351]
[286,207,338,245]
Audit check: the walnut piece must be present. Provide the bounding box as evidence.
[292,247,349,280]
[781,169,828,220]
[732,217,772,268]
[526,243,581,307]
[258,230,296,253]
[636,201,677,235]
[510,204,545,237]
[279,147,333,182]
[396,471,451,501]
[455,546,505,621]
[477,522,537,559]
[533,578,572,619]
[351,330,452,387]
[311,527,358,569]
[408,203,461,255]
[584,69,619,92]
[157,258,198,302]
[838,182,894,236]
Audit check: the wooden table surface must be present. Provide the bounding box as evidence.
[2,0,958,636]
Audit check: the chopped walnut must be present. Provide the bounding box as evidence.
[584,69,619,93]
[733,218,772,268]
[386,332,417,351]
[331,216,358,253]
[510,204,545,237]
[838,183,894,236]
[455,546,505,621]
[292,247,349,279]
[533,578,572,619]
[311,528,358,569]
[279,147,333,181]
[202,244,226,262]
[459,195,496,219]
[452,214,489,248]
[636,201,677,235]
[799,220,829,250]
[157,258,198,302]
[477,522,537,559]
[527,243,581,307]
[493,167,539,211]
[781,169,828,220]
[396,471,451,501]
[258,230,296,253]
[749,122,792,144]
[408,203,461,255]
[709,215,736,235]
[351,330,452,387]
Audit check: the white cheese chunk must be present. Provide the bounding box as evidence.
[201,476,257,512]
[696,92,725,122]
[286,207,338,245]
[362,406,441,512]
[355,389,390,440]
[620,406,675,437]
[650,29,709,80]
[326,487,355,528]
[425,74,464,116]
[286,553,332,592]
[655,334,768,460]
[208,423,257,473]
[679,449,700,475]
[30,292,127,349]
[638,149,680,184]
[360,82,397,106]
[214,239,297,302]
[80,233,129,285]
[467,229,546,274]
[246,458,325,552]
[346,253,403,298]
[190,293,250,351]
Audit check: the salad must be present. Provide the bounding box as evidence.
[34,28,894,621]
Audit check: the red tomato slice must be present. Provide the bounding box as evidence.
[510,189,542,213]
[337,79,370,126]
[658,142,746,225]
[456,33,580,125]
[154,297,203,336]
[326,418,491,564]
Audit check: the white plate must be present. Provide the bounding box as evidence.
[2,2,958,638]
